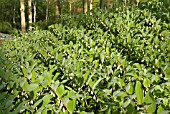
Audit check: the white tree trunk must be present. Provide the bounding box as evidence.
[46,0,49,25]
[89,0,92,15]
[83,0,88,13]
[33,0,36,23]
[20,0,26,32]
[28,0,32,30]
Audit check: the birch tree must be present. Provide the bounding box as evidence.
[46,0,49,25]
[33,0,36,23]
[20,0,26,32]
[83,0,88,13]
[54,0,61,16]
[28,0,32,30]
[89,0,92,15]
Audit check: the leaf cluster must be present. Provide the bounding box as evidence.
[0,1,170,113]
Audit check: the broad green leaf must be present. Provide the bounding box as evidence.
[161,30,170,37]
[92,77,103,90]
[125,82,134,95]
[42,71,52,84]
[122,99,131,108]
[147,102,156,114]
[143,78,151,88]
[160,111,170,114]
[21,66,27,77]
[126,104,136,114]
[143,91,154,104]
[135,81,144,104]
[106,66,113,74]
[5,95,15,108]
[26,84,39,92]
[31,70,36,82]
[67,99,76,114]
[53,72,60,81]
[10,100,28,114]
[42,95,52,106]
[42,108,47,114]
[32,99,43,109]
[157,105,164,114]
[56,84,65,97]
[100,52,105,64]
[51,80,60,92]
[116,91,128,98]
[83,71,90,81]
[117,78,125,88]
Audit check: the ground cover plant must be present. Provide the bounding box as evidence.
[0,1,170,114]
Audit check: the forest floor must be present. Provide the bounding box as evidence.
[0,33,15,45]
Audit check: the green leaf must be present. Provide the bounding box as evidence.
[125,82,134,95]
[160,111,170,114]
[42,108,47,114]
[122,99,131,108]
[21,66,27,76]
[135,81,144,104]
[56,84,65,97]
[42,71,52,84]
[42,94,52,106]
[147,102,156,114]
[161,30,170,37]
[143,91,154,104]
[32,99,43,110]
[100,52,105,64]
[4,95,16,108]
[92,77,103,90]
[26,84,39,92]
[31,70,36,82]
[143,78,151,88]
[67,99,76,114]
[106,66,113,74]
[10,100,28,114]
[157,105,164,114]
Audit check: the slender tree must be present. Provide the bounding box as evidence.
[106,0,110,8]
[46,0,49,25]
[83,0,88,13]
[69,0,73,15]
[136,0,140,6]
[13,0,16,28]
[28,0,32,30]
[20,0,26,32]
[33,0,36,23]
[89,0,93,15]
[54,0,61,16]
[122,0,126,7]
[100,0,104,9]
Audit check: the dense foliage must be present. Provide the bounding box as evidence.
[0,1,170,113]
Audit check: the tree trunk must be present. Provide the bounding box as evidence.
[69,0,72,15]
[89,0,92,15]
[46,0,49,25]
[122,0,126,7]
[28,0,32,30]
[136,0,140,6]
[20,0,26,32]
[100,0,104,9]
[83,0,87,13]
[106,0,110,8]
[55,0,61,16]
[13,0,16,28]
[33,0,36,23]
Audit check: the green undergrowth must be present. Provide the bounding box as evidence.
[0,1,170,114]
